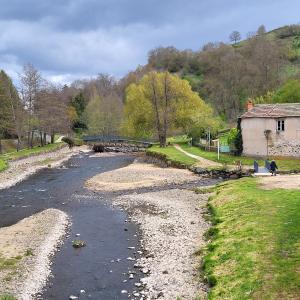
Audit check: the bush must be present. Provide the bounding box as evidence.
[273,79,300,103]
[62,137,75,148]
[227,124,243,156]
[74,137,83,146]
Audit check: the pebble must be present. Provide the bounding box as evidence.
[121,290,128,294]
[127,257,135,261]
[69,296,78,300]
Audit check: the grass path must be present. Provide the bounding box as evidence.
[174,144,221,168]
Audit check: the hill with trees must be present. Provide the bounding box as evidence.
[2,23,300,151]
[146,24,300,121]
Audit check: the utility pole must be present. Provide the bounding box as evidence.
[207,128,211,151]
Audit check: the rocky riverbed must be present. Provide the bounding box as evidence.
[87,157,219,299]
[0,145,88,190]
[0,209,68,299]
[0,149,218,300]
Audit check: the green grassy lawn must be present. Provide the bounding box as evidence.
[149,142,300,172]
[0,143,66,172]
[180,144,300,172]
[147,144,197,166]
[203,178,300,299]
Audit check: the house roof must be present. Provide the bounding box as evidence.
[241,103,300,118]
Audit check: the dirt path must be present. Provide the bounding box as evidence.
[260,174,300,190]
[174,144,222,168]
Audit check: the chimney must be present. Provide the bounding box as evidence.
[246,99,254,111]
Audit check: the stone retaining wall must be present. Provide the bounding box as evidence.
[92,142,149,153]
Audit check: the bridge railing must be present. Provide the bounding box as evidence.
[82,135,157,145]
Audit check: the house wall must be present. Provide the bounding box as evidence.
[241,117,300,157]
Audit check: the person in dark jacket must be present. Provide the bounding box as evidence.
[270,160,278,176]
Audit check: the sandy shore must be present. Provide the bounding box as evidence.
[86,158,211,299]
[0,209,69,299]
[86,160,200,192]
[0,145,88,190]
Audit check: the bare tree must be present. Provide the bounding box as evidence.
[36,83,71,144]
[19,64,43,148]
[229,31,242,44]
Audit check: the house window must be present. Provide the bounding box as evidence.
[277,119,285,132]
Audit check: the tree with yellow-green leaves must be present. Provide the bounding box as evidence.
[122,71,218,147]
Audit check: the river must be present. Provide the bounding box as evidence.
[0,152,142,299]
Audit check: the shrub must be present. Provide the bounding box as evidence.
[62,136,75,148]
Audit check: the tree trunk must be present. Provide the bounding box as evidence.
[30,131,34,148]
[43,133,47,145]
[159,134,167,148]
[51,133,55,144]
[0,138,2,154]
[40,131,44,147]
[17,137,21,152]
[27,131,30,148]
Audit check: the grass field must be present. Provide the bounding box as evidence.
[0,143,65,172]
[148,141,300,172]
[180,144,300,172]
[203,178,300,299]
[147,144,197,166]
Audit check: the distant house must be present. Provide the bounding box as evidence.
[240,101,300,157]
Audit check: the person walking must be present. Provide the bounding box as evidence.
[270,160,278,176]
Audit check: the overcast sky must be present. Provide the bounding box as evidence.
[0,0,299,84]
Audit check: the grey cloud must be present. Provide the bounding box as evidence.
[0,0,299,84]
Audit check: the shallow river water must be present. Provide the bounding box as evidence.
[0,152,142,299]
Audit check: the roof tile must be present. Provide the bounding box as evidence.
[241,103,300,118]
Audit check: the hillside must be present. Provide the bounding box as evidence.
[145,24,300,121]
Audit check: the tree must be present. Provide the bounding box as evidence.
[19,64,43,148]
[35,83,71,144]
[257,25,266,35]
[121,84,154,138]
[71,92,87,132]
[0,70,24,150]
[0,79,12,153]
[83,88,123,135]
[123,71,216,147]
[229,31,241,44]
[273,79,300,103]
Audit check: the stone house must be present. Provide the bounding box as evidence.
[240,101,300,157]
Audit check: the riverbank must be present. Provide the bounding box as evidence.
[0,145,88,190]
[86,158,217,299]
[0,209,68,299]
[203,176,300,299]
